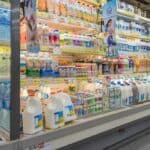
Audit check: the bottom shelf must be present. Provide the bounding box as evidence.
[0,102,150,150]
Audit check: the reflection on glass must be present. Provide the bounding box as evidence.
[0,0,11,136]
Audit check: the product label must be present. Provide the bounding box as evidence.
[65,105,75,117]
[54,111,64,125]
[34,114,43,128]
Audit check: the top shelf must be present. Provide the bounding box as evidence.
[77,0,100,7]
[117,9,150,24]
[37,17,99,34]
[5,102,150,150]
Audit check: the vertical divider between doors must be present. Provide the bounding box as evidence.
[10,0,20,140]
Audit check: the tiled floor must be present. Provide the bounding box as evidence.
[119,134,150,150]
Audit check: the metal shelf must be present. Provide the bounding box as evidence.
[116,31,150,41]
[37,18,98,34]
[117,9,150,25]
[78,0,100,7]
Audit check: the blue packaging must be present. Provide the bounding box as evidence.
[0,7,10,43]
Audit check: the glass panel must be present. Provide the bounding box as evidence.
[0,0,11,139]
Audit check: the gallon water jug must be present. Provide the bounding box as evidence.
[57,93,76,122]
[125,82,133,105]
[135,81,145,102]
[44,96,64,129]
[23,92,43,134]
[119,82,127,107]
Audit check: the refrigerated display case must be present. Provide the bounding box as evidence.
[0,0,150,149]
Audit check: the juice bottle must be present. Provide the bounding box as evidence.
[69,1,74,17]
[72,0,77,18]
[67,0,72,17]
[44,24,50,45]
[54,0,61,16]
[126,58,130,73]
[60,0,67,17]
[83,4,87,21]
[38,0,48,12]
[118,58,124,73]
[89,6,92,22]
[53,30,60,46]
[80,3,84,20]
[135,57,140,73]
[47,0,55,13]
[20,18,27,49]
[93,7,98,24]
[77,2,82,19]
[84,5,89,21]
[37,23,43,47]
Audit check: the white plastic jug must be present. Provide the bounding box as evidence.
[141,81,147,101]
[125,83,133,105]
[135,81,144,102]
[119,83,127,107]
[23,95,43,134]
[109,81,121,109]
[57,93,76,122]
[44,96,64,129]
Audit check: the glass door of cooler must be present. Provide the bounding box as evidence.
[0,0,11,139]
[0,0,20,141]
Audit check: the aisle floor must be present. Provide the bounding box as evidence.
[119,133,150,150]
